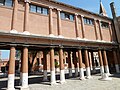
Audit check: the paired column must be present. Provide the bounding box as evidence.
[113,50,120,73]
[75,13,80,39]
[50,48,56,85]
[81,15,85,39]
[98,20,103,40]
[23,0,30,34]
[78,49,85,80]
[21,47,29,89]
[98,49,104,74]
[49,7,54,36]
[68,51,73,77]
[84,49,91,79]
[103,50,110,75]
[43,50,49,81]
[59,48,66,83]
[10,0,18,33]
[73,51,78,77]
[7,46,16,90]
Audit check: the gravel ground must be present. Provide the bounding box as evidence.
[0,73,120,90]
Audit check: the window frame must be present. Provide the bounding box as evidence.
[101,21,109,29]
[83,17,94,25]
[0,0,13,7]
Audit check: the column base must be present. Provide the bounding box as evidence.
[51,70,56,84]
[86,67,91,79]
[100,73,112,81]
[60,70,66,84]
[100,66,104,75]
[10,29,18,33]
[69,68,72,77]
[49,34,55,37]
[79,68,85,80]
[21,73,28,89]
[43,70,49,81]
[7,74,15,90]
[22,31,30,35]
[20,86,29,90]
[74,68,78,77]
[104,65,111,76]
[7,88,15,90]
[115,64,120,73]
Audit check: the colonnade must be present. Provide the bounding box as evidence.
[7,46,120,90]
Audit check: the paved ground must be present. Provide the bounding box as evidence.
[0,72,120,90]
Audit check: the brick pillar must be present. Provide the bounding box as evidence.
[78,49,85,80]
[68,51,72,77]
[43,50,49,81]
[50,48,56,85]
[113,50,120,73]
[21,47,29,89]
[23,0,30,35]
[109,23,112,42]
[103,50,110,75]
[94,19,98,40]
[75,13,80,39]
[81,15,85,39]
[10,0,18,33]
[73,51,78,77]
[49,7,54,36]
[98,49,104,74]
[7,46,16,90]
[98,20,103,40]
[84,49,91,79]
[59,48,66,83]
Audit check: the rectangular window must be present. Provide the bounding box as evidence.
[60,12,74,21]
[30,4,48,15]
[101,21,109,28]
[0,0,12,7]
[83,17,94,25]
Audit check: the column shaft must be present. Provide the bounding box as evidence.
[68,51,72,77]
[49,8,53,35]
[98,20,103,40]
[75,14,79,38]
[109,23,112,41]
[7,46,16,90]
[94,20,98,40]
[81,15,85,38]
[73,51,78,77]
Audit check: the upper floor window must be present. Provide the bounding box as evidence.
[60,12,74,21]
[101,21,109,28]
[84,17,94,25]
[30,4,48,15]
[0,0,13,7]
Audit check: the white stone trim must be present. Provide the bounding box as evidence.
[100,66,104,75]
[86,67,91,79]
[7,74,15,90]
[75,68,78,77]
[43,70,49,81]
[22,31,30,35]
[115,64,120,73]
[69,68,72,77]
[50,70,56,85]
[105,65,110,76]
[21,73,29,89]
[19,72,23,85]
[60,70,66,84]
[10,29,18,34]
[79,68,85,80]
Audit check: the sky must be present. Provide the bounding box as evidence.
[1,0,120,60]
[58,0,120,18]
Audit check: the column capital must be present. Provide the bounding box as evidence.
[109,22,112,25]
[57,8,61,11]
[24,0,31,3]
[80,15,84,17]
[75,13,78,16]
[49,6,54,9]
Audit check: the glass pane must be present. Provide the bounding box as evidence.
[37,6,42,13]
[70,15,74,21]
[5,0,13,7]
[0,0,4,6]
[60,12,65,19]
[43,8,48,15]
[30,5,36,13]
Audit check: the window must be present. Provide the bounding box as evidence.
[30,4,48,15]
[0,0,13,7]
[84,17,94,25]
[60,12,74,21]
[101,21,109,28]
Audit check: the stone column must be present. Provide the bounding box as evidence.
[21,47,29,90]
[78,49,85,80]
[68,51,72,77]
[57,9,62,37]
[23,0,30,35]
[80,15,85,39]
[109,23,112,42]
[94,19,98,40]
[98,20,103,40]
[113,50,120,73]
[91,52,95,72]
[49,7,54,36]
[7,46,16,90]
[50,48,56,85]
[73,51,78,77]
[75,13,80,39]
[10,0,18,33]
[84,49,91,79]
[103,50,110,75]
[98,49,104,74]
[59,48,66,84]
[43,50,49,81]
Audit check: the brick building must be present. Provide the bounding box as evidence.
[0,0,120,90]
